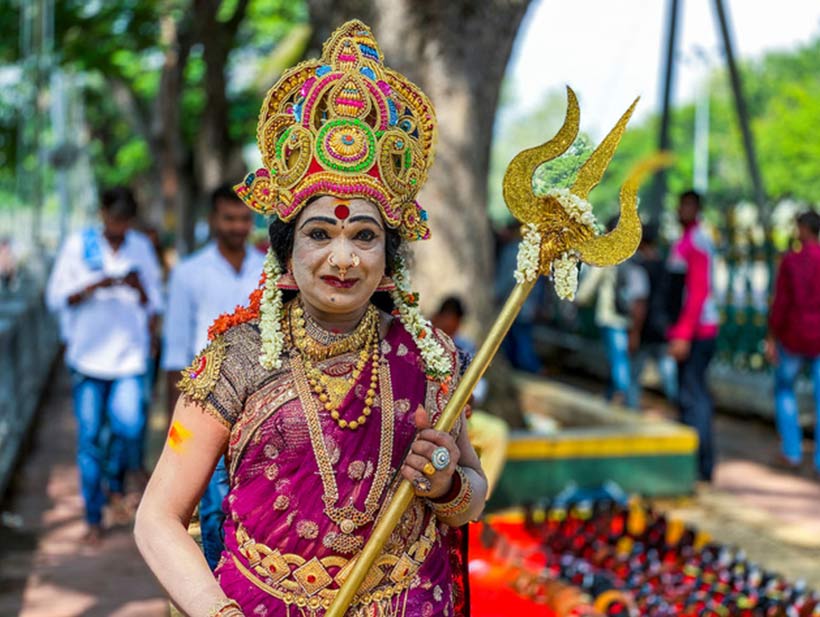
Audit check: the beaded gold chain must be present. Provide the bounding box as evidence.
[291,351,395,555]
[291,302,380,430]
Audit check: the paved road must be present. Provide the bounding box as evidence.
[658,412,820,589]
[0,363,818,615]
[0,366,167,617]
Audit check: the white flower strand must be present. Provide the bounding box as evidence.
[552,251,580,301]
[258,249,285,371]
[389,257,452,380]
[544,188,598,231]
[514,224,542,284]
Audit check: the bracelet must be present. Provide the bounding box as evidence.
[207,598,244,617]
[427,466,473,519]
[429,466,462,504]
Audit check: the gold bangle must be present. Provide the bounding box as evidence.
[207,598,244,617]
[427,466,472,519]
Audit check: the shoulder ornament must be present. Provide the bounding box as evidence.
[178,335,229,401]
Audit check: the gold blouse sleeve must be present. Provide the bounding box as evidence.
[178,333,243,428]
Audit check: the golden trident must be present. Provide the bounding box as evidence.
[327,86,669,616]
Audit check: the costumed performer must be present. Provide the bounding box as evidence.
[135,19,488,617]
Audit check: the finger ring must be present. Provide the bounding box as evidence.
[431,446,450,471]
[422,462,436,476]
[413,476,432,493]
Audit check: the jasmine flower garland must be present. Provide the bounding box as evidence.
[552,251,580,300]
[259,249,285,370]
[545,188,598,232]
[389,256,452,380]
[514,224,542,284]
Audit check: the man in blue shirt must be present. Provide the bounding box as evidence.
[162,184,265,568]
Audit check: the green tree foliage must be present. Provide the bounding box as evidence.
[0,0,308,231]
[0,5,22,194]
[751,38,820,204]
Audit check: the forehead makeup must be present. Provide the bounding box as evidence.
[298,200,385,231]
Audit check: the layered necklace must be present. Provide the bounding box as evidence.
[290,302,380,430]
[288,300,394,554]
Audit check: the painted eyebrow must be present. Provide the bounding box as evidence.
[348,215,383,229]
[299,216,337,229]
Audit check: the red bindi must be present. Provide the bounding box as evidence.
[334,203,350,220]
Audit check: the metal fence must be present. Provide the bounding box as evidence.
[0,262,60,498]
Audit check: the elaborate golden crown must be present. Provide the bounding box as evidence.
[235,20,437,241]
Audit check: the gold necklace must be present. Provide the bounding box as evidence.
[291,351,395,555]
[291,302,380,430]
[293,302,379,362]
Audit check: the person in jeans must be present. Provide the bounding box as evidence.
[628,224,678,407]
[161,184,264,569]
[46,187,163,543]
[577,217,649,409]
[667,190,720,482]
[765,210,820,476]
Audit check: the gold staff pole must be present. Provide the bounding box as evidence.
[327,86,658,616]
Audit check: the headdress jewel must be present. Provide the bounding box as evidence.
[235,19,437,242]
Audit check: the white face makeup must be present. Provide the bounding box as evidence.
[291,196,387,325]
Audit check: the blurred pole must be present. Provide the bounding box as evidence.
[16,0,34,243]
[693,48,710,195]
[51,70,72,241]
[32,0,46,247]
[712,0,773,295]
[712,0,767,229]
[38,0,55,246]
[17,0,54,248]
[647,0,681,225]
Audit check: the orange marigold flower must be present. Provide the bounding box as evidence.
[207,282,264,340]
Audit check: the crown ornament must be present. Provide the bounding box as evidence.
[235,20,437,241]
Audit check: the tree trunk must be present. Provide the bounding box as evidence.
[108,78,164,227]
[153,13,194,254]
[306,1,532,334]
[192,0,250,204]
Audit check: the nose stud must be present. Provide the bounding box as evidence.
[328,253,360,281]
[328,253,348,280]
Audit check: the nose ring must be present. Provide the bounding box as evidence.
[351,253,360,268]
[328,253,348,279]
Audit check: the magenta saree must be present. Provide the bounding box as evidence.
[201,316,464,617]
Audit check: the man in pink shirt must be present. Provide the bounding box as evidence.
[667,190,720,482]
[765,210,820,477]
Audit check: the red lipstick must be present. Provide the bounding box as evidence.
[322,275,358,289]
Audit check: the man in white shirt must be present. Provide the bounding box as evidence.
[162,184,264,569]
[47,187,162,543]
